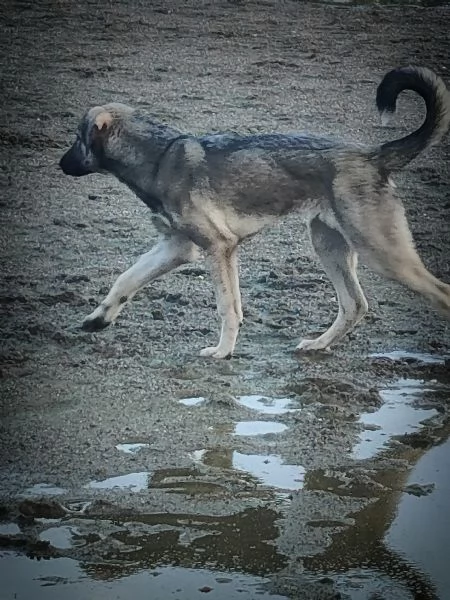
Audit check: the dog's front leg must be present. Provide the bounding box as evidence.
[200,245,241,359]
[82,235,199,331]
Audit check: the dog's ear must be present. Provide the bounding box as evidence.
[94,110,113,133]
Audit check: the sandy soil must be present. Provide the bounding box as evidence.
[0,1,449,599]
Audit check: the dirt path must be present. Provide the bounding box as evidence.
[0,1,449,598]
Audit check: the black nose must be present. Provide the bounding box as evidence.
[59,148,91,177]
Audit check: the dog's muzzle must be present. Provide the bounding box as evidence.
[59,147,93,177]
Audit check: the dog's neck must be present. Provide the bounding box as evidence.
[101,118,181,209]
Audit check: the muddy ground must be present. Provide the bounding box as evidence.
[0,0,449,598]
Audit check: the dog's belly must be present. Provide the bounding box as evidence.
[223,210,276,239]
[197,195,321,244]
[224,195,323,239]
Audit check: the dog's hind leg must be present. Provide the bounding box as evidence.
[82,234,200,331]
[229,247,244,324]
[296,216,368,352]
[200,244,241,359]
[347,201,450,320]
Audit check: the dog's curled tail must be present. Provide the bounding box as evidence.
[375,66,450,171]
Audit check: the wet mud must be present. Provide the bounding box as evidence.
[1,0,449,598]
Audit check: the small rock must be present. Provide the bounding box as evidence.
[179,267,207,277]
[166,292,181,303]
[65,274,90,283]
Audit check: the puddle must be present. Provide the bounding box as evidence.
[0,523,21,535]
[352,379,439,459]
[370,350,448,365]
[233,452,305,490]
[236,395,300,415]
[304,432,450,599]
[4,433,449,598]
[386,437,450,599]
[115,443,150,454]
[86,472,150,492]
[114,506,285,572]
[151,467,226,495]
[39,526,80,550]
[19,483,67,497]
[190,447,305,491]
[331,568,418,600]
[313,0,447,5]
[179,396,206,407]
[0,555,288,600]
[0,506,288,598]
[3,386,447,600]
[234,421,288,436]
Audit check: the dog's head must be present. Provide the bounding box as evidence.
[59,103,133,177]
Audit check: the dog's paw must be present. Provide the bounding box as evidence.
[81,313,111,332]
[199,346,232,359]
[295,339,331,353]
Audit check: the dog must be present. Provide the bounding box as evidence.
[59,66,450,359]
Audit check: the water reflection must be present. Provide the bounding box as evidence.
[386,437,450,600]
[313,0,448,5]
[0,555,288,600]
[301,428,450,599]
[353,378,439,459]
[2,381,449,599]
